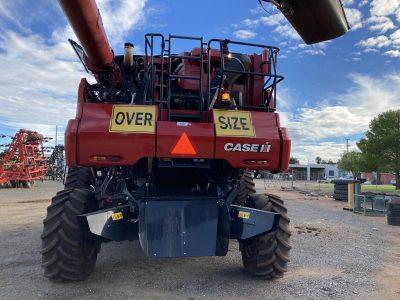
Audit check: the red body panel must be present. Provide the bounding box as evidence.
[214,111,285,170]
[65,103,291,172]
[157,122,214,158]
[75,104,156,167]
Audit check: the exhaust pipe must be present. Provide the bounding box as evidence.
[124,43,135,70]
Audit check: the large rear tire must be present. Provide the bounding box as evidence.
[64,167,94,190]
[235,170,256,205]
[41,189,101,282]
[239,194,291,279]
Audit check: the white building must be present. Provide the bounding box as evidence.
[289,164,339,181]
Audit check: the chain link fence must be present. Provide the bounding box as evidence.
[254,171,334,196]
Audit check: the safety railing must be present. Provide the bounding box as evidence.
[144,34,284,114]
[207,39,284,111]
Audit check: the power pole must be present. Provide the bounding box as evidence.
[346,138,350,153]
[55,125,58,147]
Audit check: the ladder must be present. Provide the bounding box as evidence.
[166,35,205,121]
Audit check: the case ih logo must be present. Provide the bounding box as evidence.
[224,143,272,153]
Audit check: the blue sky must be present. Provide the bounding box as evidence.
[0,0,399,163]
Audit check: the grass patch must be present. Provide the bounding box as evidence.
[361,185,400,194]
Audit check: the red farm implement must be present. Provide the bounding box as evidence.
[0,129,47,188]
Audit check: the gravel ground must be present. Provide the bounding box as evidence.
[1,180,400,299]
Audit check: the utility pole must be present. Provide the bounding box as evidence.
[346,138,350,153]
[55,125,58,147]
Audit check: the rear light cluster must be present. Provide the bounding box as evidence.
[244,160,269,166]
[91,156,121,162]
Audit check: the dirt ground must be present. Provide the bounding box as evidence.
[1,180,400,299]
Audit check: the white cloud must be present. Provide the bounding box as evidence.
[391,29,400,46]
[342,0,355,5]
[281,73,400,162]
[349,0,400,58]
[0,0,148,131]
[385,49,400,57]
[260,13,285,27]
[370,0,400,17]
[274,23,301,41]
[367,16,395,33]
[292,142,358,164]
[233,29,257,39]
[345,7,363,30]
[358,35,391,48]
[97,0,146,44]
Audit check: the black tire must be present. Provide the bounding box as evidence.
[333,193,347,197]
[333,192,348,198]
[333,191,348,196]
[387,216,400,226]
[235,170,256,205]
[41,189,101,282]
[334,186,348,192]
[22,181,31,189]
[64,167,94,190]
[239,194,291,279]
[333,196,347,201]
[216,171,256,256]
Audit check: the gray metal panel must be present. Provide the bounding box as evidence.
[139,200,219,257]
[83,205,138,241]
[229,205,279,240]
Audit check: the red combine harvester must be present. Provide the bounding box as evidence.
[0,129,47,188]
[41,0,349,281]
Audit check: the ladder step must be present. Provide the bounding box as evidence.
[170,35,203,41]
[171,55,201,61]
[170,93,202,99]
[169,113,201,119]
[170,75,201,80]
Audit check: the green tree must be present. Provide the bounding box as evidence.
[337,151,363,179]
[315,156,322,164]
[321,159,335,165]
[357,110,400,189]
[358,140,384,184]
[289,157,299,164]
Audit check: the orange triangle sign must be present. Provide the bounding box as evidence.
[171,132,197,155]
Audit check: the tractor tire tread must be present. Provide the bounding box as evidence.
[64,167,93,190]
[240,194,291,280]
[41,188,100,282]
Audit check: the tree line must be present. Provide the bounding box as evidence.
[289,110,400,189]
[337,110,400,189]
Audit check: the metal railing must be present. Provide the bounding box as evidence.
[143,34,284,115]
[207,39,284,111]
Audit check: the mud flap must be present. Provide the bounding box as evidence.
[81,205,138,241]
[229,205,279,240]
[81,201,279,256]
[139,200,219,257]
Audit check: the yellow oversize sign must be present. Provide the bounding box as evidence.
[109,105,156,133]
[213,110,255,137]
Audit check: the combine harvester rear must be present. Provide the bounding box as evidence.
[0,130,47,188]
[41,0,349,281]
